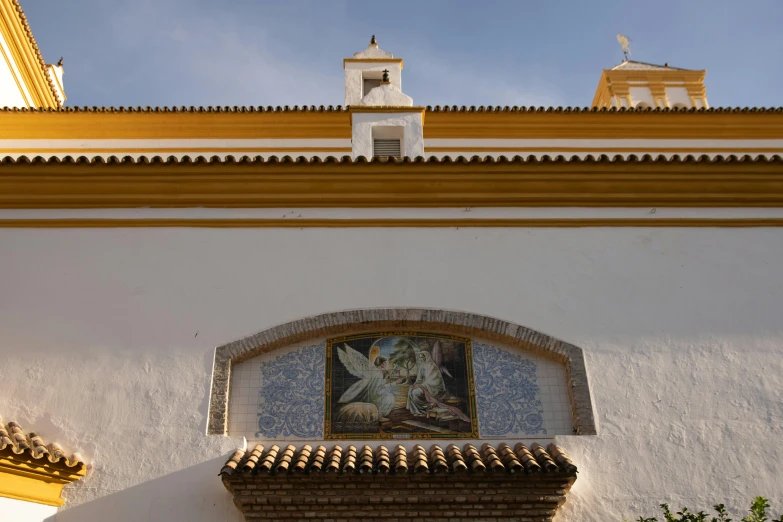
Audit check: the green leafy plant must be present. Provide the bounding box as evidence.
[629,498,782,522]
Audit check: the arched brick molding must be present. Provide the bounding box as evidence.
[208,309,597,436]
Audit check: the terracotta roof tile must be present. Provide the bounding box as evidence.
[0,417,85,469]
[1,105,782,113]
[2,153,782,166]
[220,442,577,477]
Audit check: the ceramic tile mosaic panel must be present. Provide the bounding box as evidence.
[228,335,573,441]
[325,333,479,440]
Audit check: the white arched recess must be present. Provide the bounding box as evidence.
[207,308,597,436]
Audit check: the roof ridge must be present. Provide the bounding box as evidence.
[1,106,782,113]
[2,154,781,165]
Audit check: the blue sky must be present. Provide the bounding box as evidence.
[22,0,783,108]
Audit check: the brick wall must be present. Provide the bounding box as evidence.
[222,472,577,522]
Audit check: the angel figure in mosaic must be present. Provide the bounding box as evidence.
[407,342,470,422]
[336,344,402,423]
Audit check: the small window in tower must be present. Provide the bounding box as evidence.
[373,139,401,158]
[372,125,404,158]
[363,78,382,97]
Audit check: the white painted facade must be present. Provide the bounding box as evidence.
[3,137,781,160]
[0,497,57,521]
[351,110,424,158]
[1,28,782,522]
[1,224,782,521]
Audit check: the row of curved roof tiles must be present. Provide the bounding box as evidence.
[1,106,782,113]
[220,442,577,477]
[2,154,782,165]
[0,418,86,469]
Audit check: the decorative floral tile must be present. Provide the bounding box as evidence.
[256,342,326,439]
[473,342,546,437]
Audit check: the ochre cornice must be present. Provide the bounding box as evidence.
[0,454,86,506]
[1,154,783,209]
[2,109,782,140]
[603,68,706,83]
[423,110,783,139]
[0,110,353,139]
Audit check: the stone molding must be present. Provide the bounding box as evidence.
[208,308,597,436]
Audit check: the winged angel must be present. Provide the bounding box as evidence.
[336,344,399,422]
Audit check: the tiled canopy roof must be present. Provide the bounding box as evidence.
[220,442,577,476]
[2,154,782,166]
[0,418,85,469]
[1,105,782,113]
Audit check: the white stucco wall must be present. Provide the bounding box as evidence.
[0,32,30,108]
[1,225,782,521]
[0,496,57,521]
[629,86,656,108]
[344,63,402,106]
[667,86,693,108]
[351,111,424,158]
[2,137,778,161]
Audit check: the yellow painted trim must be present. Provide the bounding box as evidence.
[2,159,783,208]
[0,455,86,507]
[0,0,58,108]
[0,147,353,154]
[3,111,783,141]
[343,57,403,69]
[0,111,353,139]
[0,29,31,106]
[426,147,783,154]
[0,218,782,228]
[423,112,783,139]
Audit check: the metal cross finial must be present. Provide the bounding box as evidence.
[382,69,389,83]
[370,35,377,45]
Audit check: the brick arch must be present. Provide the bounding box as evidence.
[208,308,596,436]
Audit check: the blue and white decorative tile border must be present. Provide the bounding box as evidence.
[255,342,326,439]
[472,342,547,437]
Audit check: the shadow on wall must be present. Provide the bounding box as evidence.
[55,454,243,522]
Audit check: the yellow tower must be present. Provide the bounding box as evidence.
[592,37,707,110]
[0,0,65,108]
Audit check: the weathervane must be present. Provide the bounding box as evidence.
[617,34,631,61]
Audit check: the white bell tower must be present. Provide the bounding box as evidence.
[344,36,424,159]
[343,35,403,106]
